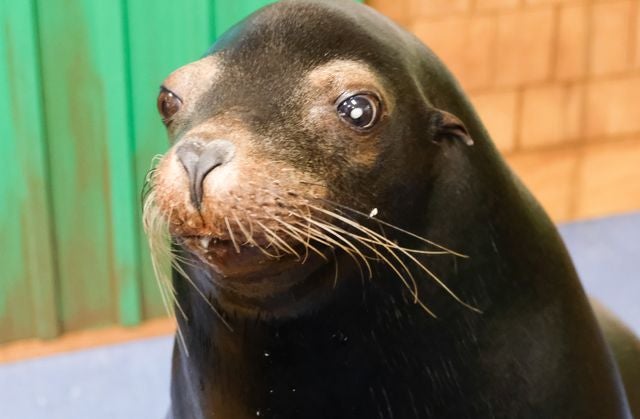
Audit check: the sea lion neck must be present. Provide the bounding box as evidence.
[169,251,484,419]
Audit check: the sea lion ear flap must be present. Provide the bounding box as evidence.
[432,110,474,147]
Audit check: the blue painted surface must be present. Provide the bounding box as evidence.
[558,211,640,335]
[0,336,173,419]
[0,212,638,419]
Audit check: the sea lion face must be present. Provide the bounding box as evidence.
[144,0,473,311]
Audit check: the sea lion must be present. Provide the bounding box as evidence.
[142,1,639,418]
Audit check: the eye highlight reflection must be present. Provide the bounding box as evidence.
[157,87,183,125]
[337,93,380,130]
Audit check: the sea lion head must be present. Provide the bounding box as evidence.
[144,0,488,317]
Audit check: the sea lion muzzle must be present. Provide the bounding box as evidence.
[175,139,235,209]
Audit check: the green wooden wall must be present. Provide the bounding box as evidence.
[0,0,279,344]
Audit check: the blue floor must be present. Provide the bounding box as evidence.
[561,212,640,333]
[0,337,173,419]
[0,212,638,419]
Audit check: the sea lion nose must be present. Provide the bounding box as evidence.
[176,139,235,209]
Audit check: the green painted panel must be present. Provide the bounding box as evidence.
[126,0,213,319]
[0,26,33,342]
[0,0,58,342]
[0,0,366,344]
[35,0,138,331]
[105,3,143,328]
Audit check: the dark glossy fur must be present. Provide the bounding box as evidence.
[164,1,638,418]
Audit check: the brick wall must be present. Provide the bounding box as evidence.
[368,0,640,222]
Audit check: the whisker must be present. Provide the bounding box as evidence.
[143,187,235,352]
[232,210,280,258]
[224,217,241,254]
[269,215,328,263]
[172,264,234,332]
[303,217,432,314]
[292,219,368,282]
[332,248,339,288]
[231,211,255,247]
[295,215,373,279]
[309,204,480,313]
[318,221,420,300]
[295,214,373,279]
[256,220,301,259]
[255,222,287,256]
[262,190,367,280]
[142,191,191,354]
[314,197,467,258]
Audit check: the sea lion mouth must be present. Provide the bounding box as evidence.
[176,232,342,316]
[208,247,351,317]
[178,234,319,278]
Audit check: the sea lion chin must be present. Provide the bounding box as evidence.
[142,1,639,418]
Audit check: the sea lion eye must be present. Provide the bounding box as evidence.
[337,94,380,130]
[157,87,183,125]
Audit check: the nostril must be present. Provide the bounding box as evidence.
[175,139,236,209]
[176,140,205,182]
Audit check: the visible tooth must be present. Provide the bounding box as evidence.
[199,237,211,248]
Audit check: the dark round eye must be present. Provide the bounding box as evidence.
[157,87,182,125]
[337,94,380,130]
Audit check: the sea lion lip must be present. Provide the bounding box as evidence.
[205,248,346,318]
[179,235,320,278]
[178,233,342,315]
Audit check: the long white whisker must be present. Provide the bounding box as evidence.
[315,197,467,258]
[310,204,480,313]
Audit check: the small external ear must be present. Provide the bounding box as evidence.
[432,110,474,146]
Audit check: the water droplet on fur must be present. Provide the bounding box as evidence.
[331,330,349,344]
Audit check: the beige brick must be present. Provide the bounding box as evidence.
[576,139,640,218]
[475,0,519,11]
[519,84,584,147]
[412,18,466,78]
[410,0,471,17]
[555,4,588,80]
[463,16,496,90]
[470,90,519,152]
[368,0,410,24]
[495,8,555,86]
[524,0,584,4]
[507,149,578,222]
[412,16,495,90]
[589,1,634,76]
[636,0,640,68]
[584,76,640,138]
